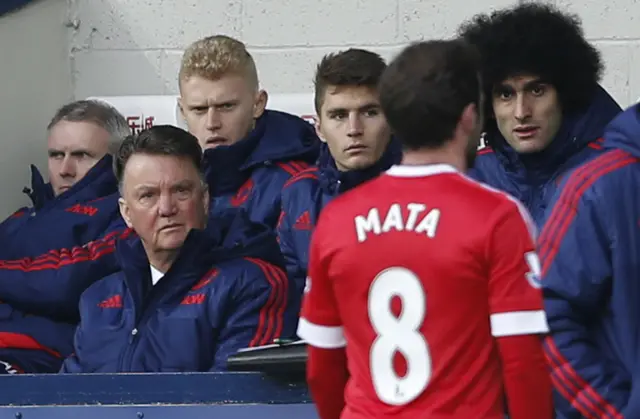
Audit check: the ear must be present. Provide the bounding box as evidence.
[459,103,478,136]
[202,186,210,216]
[118,196,134,229]
[177,96,186,120]
[314,115,327,144]
[253,89,268,119]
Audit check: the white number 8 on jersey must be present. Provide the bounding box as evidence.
[368,267,432,406]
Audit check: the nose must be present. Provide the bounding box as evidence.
[514,93,532,121]
[59,156,76,178]
[205,107,222,130]
[347,112,364,137]
[157,192,178,217]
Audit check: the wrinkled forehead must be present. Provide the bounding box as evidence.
[121,154,202,190]
[47,120,110,152]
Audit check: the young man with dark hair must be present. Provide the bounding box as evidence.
[277,48,400,295]
[297,40,552,419]
[458,3,622,225]
[61,125,296,373]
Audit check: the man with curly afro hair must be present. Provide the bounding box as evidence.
[458,3,621,226]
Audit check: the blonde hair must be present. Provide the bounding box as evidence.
[179,35,259,90]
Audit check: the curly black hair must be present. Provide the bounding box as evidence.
[458,3,603,117]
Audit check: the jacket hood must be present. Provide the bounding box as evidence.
[247,110,320,167]
[485,85,621,177]
[602,102,640,157]
[318,137,402,195]
[203,110,320,194]
[116,208,284,282]
[25,154,118,210]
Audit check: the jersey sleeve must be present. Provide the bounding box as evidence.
[296,213,345,349]
[486,199,549,338]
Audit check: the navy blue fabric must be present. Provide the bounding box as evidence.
[469,85,621,225]
[277,139,402,298]
[540,103,640,419]
[61,209,298,373]
[204,110,320,229]
[0,155,123,259]
[0,303,75,373]
[0,155,125,372]
[0,0,33,16]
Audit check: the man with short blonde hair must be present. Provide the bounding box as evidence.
[179,35,259,89]
[177,34,320,229]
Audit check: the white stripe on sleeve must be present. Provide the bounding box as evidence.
[490,310,549,337]
[297,317,347,349]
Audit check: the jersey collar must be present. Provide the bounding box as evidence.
[385,164,458,178]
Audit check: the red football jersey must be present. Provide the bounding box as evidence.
[298,164,549,419]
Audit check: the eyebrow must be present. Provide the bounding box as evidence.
[523,79,546,89]
[186,98,240,108]
[496,78,546,90]
[326,102,381,114]
[47,148,92,155]
[133,179,196,191]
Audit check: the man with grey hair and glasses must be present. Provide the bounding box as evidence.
[0,99,131,374]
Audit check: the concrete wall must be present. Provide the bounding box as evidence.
[0,0,72,217]
[0,0,638,216]
[69,0,640,107]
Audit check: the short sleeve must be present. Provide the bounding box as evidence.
[296,214,346,349]
[487,199,549,338]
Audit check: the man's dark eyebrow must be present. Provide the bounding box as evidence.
[173,179,196,189]
[492,83,514,94]
[523,79,546,89]
[358,103,381,111]
[326,103,381,114]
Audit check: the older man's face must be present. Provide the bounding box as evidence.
[118,153,209,256]
[47,120,111,196]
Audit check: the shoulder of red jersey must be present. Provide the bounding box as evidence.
[457,174,536,237]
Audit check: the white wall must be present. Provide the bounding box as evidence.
[69,0,640,107]
[0,0,72,218]
[0,0,638,217]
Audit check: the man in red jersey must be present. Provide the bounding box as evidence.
[296,39,553,419]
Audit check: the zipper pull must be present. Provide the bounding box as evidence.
[129,327,138,343]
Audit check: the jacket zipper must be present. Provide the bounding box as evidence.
[118,284,168,371]
[118,303,139,371]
